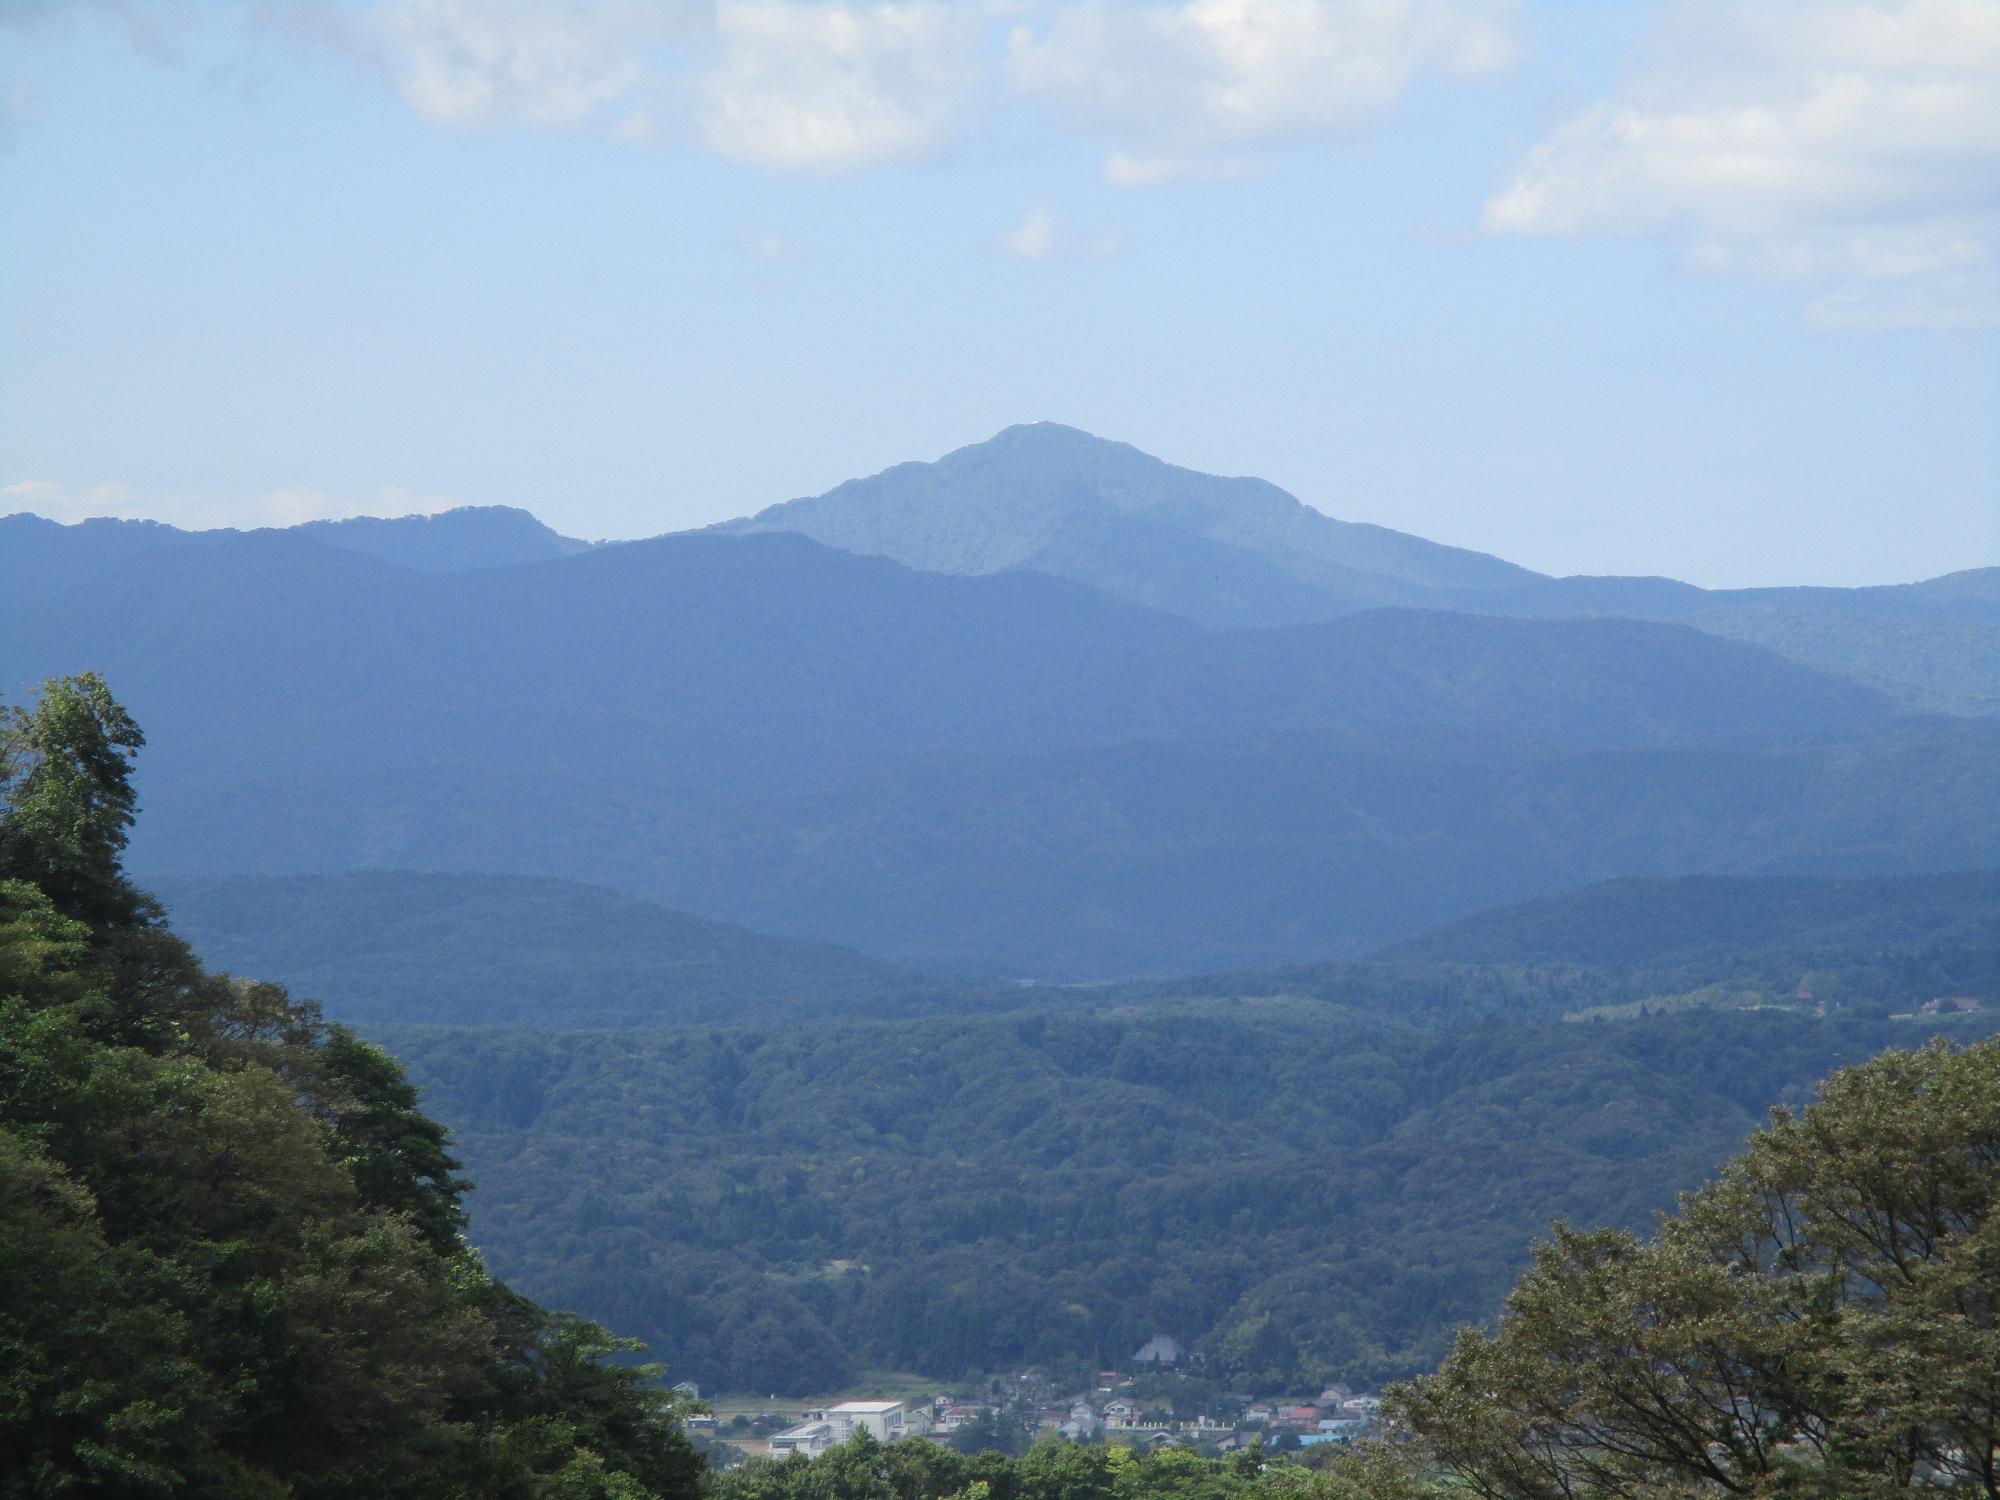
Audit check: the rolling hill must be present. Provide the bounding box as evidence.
[149,870,996,1028]
[1384,868,2000,968]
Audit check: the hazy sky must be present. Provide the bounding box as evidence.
[1,0,1995,587]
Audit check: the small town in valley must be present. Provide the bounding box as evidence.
[685,1339,1383,1467]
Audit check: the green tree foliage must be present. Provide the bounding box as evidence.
[0,671,145,928]
[714,1433,1267,1500]
[0,677,705,1497]
[1390,1036,2000,1496]
[709,1432,1440,1500]
[378,998,1994,1395]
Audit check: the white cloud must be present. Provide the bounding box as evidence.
[46,0,1516,181]
[4,480,139,524]
[1806,276,2000,332]
[348,0,982,171]
[361,0,687,132]
[737,225,803,263]
[1,480,463,531]
[1007,0,1520,183]
[1484,0,2000,329]
[0,82,29,145]
[1104,148,1275,186]
[998,202,1058,261]
[995,202,1125,262]
[693,2,983,171]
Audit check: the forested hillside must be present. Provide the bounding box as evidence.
[0,677,704,1496]
[150,871,998,1028]
[14,673,1997,1497]
[377,996,1996,1396]
[149,868,2000,1034]
[1385,869,2000,967]
[702,1038,2000,1498]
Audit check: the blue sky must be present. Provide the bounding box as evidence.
[1,0,1994,587]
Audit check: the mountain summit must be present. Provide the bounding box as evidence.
[720,422,1542,625]
[717,423,1998,711]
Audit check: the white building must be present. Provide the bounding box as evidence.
[770,1420,833,1457]
[828,1401,917,1443]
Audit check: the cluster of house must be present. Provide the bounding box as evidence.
[736,1384,1382,1460]
[1918,996,1984,1015]
[1046,1387,1382,1452]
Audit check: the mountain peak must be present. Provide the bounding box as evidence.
[965,420,1137,453]
[721,423,1541,623]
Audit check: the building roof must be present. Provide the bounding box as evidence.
[830,1401,904,1415]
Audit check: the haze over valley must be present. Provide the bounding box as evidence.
[8,425,1995,978]
[6,2,1997,1493]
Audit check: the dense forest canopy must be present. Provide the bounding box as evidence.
[379,997,1997,1397]
[0,676,705,1498]
[673,1037,2000,1497]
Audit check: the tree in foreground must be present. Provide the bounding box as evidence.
[1388,1033,2000,1496]
[0,675,705,1497]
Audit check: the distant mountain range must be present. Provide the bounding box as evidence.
[147,867,2000,1033]
[726,423,1999,715]
[7,423,1996,976]
[0,503,586,588]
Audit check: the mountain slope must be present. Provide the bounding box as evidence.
[637,719,2000,974]
[717,425,1997,712]
[3,516,1984,976]
[722,421,1540,613]
[1478,567,2000,716]
[1383,869,2000,968]
[149,870,992,1027]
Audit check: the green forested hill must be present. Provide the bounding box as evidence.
[1383,869,2000,967]
[0,677,704,1497]
[148,870,996,1027]
[148,868,2000,1032]
[376,998,1997,1397]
